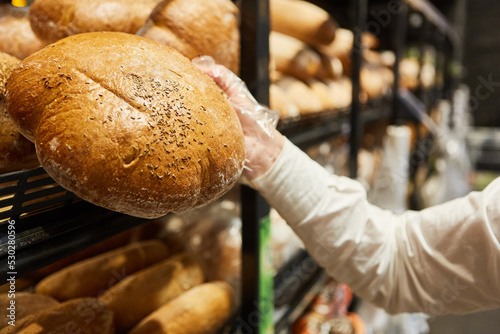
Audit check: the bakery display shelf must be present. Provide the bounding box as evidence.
[274,269,329,334]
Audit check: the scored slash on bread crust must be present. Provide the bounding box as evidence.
[5,32,245,218]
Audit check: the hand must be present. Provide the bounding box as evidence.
[193,56,285,181]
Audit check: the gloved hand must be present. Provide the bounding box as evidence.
[192,55,285,181]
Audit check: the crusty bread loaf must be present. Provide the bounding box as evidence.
[270,84,300,119]
[100,253,204,333]
[270,0,337,46]
[6,32,245,218]
[29,0,162,43]
[315,53,343,80]
[0,298,114,334]
[0,52,38,174]
[137,0,240,74]
[0,5,49,60]
[324,77,353,110]
[35,240,169,301]
[0,293,58,329]
[360,65,394,101]
[129,281,234,334]
[275,74,323,114]
[270,31,321,82]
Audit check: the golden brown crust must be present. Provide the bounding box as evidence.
[138,0,240,74]
[35,240,169,301]
[0,52,38,174]
[0,293,59,329]
[0,5,49,60]
[29,0,163,43]
[99,253,204,333]
[128,282,234,334]
[0,298,114,334]
[270,0,337,46]
[6,32,245,218]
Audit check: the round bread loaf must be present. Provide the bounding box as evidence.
[0,52,38,174]
[6,32,245,218]
[29,0,163,43]
[137,0,240,74]
[0,4,49,60]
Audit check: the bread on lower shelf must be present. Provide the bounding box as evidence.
[0,298,114,334]
[35,240,169,301]
[99,253,204,333]
[128,281,234,334]
[0,293,59,329]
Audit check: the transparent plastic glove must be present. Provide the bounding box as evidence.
[193,55,285,181]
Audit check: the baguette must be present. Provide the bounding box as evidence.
[0,298,113,334]
[100,253,204,333]
[128,282,234,334]
[270,0,337,45]
[35,240,169,301]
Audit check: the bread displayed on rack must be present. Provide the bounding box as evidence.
[0,292,59,329]
[0,4,49,59]
[35,240,169,301]
[128,281,234,334]
[270,0,337,46]
[137,0,240,74]
[0,298,114,334]
[0,52,38,174]
[274,74,323,114]
[6,32,245,219]
[270,83,300,119]
[99,253,204,333]
[28,0,162,42]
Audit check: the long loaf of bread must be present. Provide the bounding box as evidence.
[128,281,234,334]
[100,253,204,333]
[0,293,58,329]
[35,240,169,301]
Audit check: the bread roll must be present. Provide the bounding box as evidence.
[6,32,245,219]
[137,0,240,74]
[0,5,49,60]
[0,52,38,174]
[0,293,58,328]
[270,31,321,82]
[35,240,169,301]
[270,0,337,45]
[324,77,352,109]
[275,74,323,114]
[270,84,300,119]
[0,298,113,334]
[129,282,234,334]
[315,53,343,80]
[29,0,162,43]
[100,253,204,333]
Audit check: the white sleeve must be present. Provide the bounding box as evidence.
[251,138,500,316]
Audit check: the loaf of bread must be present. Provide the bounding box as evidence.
[129,281,234,334]
[0,52,38,174]
[270,84,300,119]
[360,65,394,101]
[324,77,352,110]
[137,0,240,74]
[315,53,343,81]
[270,0,337,46]
[29,0,162,43]
[0,298,113,334]
[6,32,245,218]
[0,5,49,60]
[35,240,168,301]
[307,79,336,111]
[0,293,58,329]
[270,31,321,82]
[100,253,204,333]
[275,74,323,114]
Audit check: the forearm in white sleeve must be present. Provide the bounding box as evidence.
[251,138,500,316]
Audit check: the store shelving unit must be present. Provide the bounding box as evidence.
[0,0,461,333]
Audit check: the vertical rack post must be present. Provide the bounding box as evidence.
[391,0,408,124]
[349,0,368,179]
[239,0,271,332]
